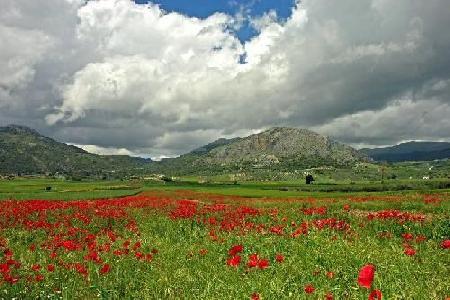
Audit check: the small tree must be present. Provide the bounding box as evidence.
[305,174,314,185]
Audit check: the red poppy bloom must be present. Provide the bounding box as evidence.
[3,273,19,284]
[74,263,88,277]
[357,264,375,289]
[251,292,260,300]
[325,292,334,300]
[304,284,315,294]
[247,253,259,268]
[0,263,10,274]
[229,244,244,256]
[31,264,41,272]
[100,264,111,275]
[326,271,334,279]
[368,289,382,300]
[132,241,142,251]
[35,274,44,282]
[47,264,55,272]
[275,254,285,263]
[4,249,13,257]
[62,240,80,251]
[402,233,413,240]
[415,235,427,243]
[227,255,241,267]
[441,240,450,249]
[404,247,416,256]
[258,259,269,269]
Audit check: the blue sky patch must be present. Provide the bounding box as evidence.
[134,0,296,41]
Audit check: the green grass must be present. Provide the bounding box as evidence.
[0,178,142,200]
[0,179,449,299]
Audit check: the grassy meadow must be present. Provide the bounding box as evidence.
[0,178,449,299]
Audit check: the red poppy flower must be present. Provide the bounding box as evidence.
[227,255,241,267]
[357,264,375,289]
[35,274,44,282]
[229,244,244,256]
[31,264,41,272]
[304,284,315,294]
[258,259,269,269]
[404,247,416,256]
[0,263,10,274]
[441,240,450,249]
[415,235,427,243]
[62,240,80,251]
[199,249,208,255]
[100,264,111,275]
[275,254,285,263]
[132,241,142,251]
[47,264,55,272]
[145,253,153,262]
[325,292,334,300]
[74,263,88,277]
[251,292,260,300]
[3,273,19,284]
[4,249,13,257]
[247,254,259,268]
[402,233,413,240]
[326,271,334,279]
[368,289,382,300]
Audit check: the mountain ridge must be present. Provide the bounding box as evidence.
[361,141,450,162]
[7,124,448,177]
[154,127,368,175]
[0,124,151,178]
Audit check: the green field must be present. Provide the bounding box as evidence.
[0,178,449,299]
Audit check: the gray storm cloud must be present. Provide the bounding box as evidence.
[1,0,450,158]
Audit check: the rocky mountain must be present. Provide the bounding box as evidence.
[0,125,370,178]
[155,127,368,175]
[0,125,151,177]
[361,141,450,162]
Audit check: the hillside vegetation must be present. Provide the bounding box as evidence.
[153,127,368,175]
[0,125,151,178]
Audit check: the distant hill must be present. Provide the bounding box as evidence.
[0,125,151,178]
[154,127,368,175]
[360,141,450,162]
[190,137,241,154]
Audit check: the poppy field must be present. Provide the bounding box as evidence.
[0,187,449,299]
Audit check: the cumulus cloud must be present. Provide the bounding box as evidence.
[73,144,134,156]
[1,0,450,158]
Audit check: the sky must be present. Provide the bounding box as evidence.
[1,0,450,159]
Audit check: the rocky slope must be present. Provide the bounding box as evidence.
[0,125,151,177]
[155,127,368,175]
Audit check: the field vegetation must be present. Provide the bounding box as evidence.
[0,178,449,299]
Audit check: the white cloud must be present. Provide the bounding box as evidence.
[73,144,134,156]
[1,0,450,158]
[0,25,53,105]
[313,99,450,145]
